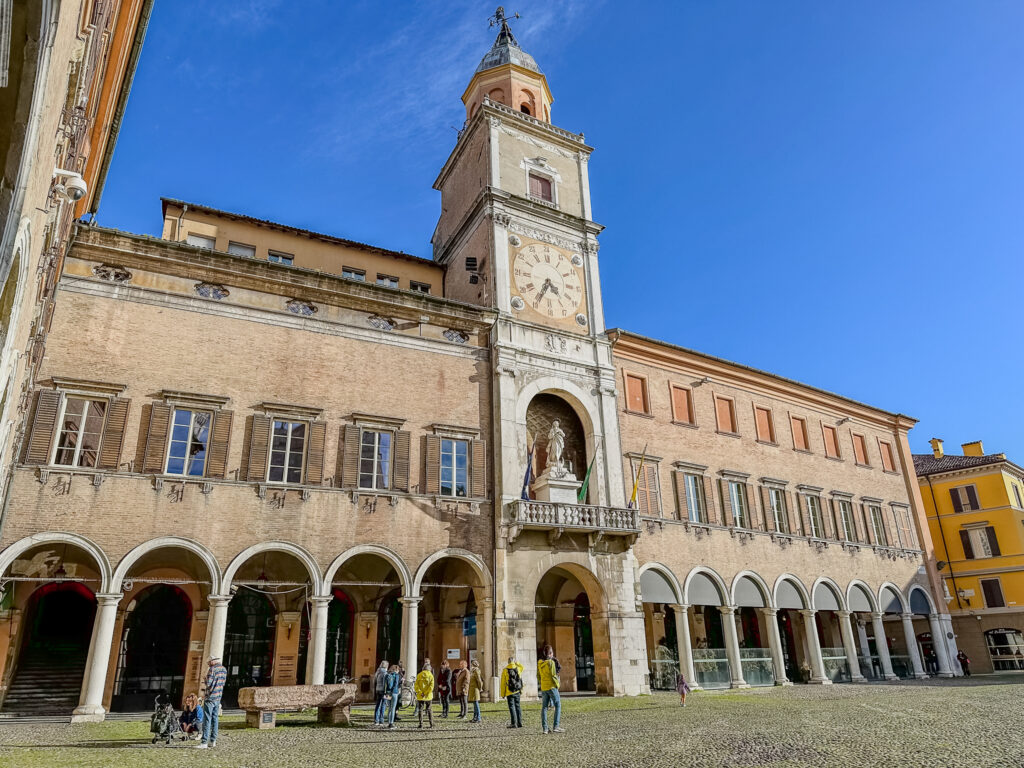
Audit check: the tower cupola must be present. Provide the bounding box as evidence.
[462,7,553,123]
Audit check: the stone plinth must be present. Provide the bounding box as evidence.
[238,683,357,728]
[532,470,581,503]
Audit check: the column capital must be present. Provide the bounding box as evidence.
[310,595,333,606]
[399,596,423,606]
[870,611,885,621]
[836,610,851,619]
[669,603,689,612]
[207,594,232,607]
[717,605,736,616]
[927,612,942,621]
[899,612,914,620]
[758,607,778,617]
[799,608,816,618]
[94,593,124,605]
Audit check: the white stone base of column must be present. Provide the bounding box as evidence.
[730,681,751,689]
[937,672,954,678]
[807,677,833,685]
[71,705,106,723]
[850,674,868,683]
[882,673,899,681]
[774,680,794,687]
[912,672,930,679]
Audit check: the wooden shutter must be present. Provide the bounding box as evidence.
[671,387,692,424]
[800,495,812,537]
[97,397,130,470]
[965,486,980,510]
[423,435,441,494]
[853,434,868,465]
[861,504,875,545]
[674,472,688,521]
[948,488,963,513]
[759,486,772,531]
[785,491,799,535]
[824,498,838,539]
[245,415,272,482]
[341,425,360,488]
[852,503,867,543]
[986,526,1001,557]
[959,530,974,559]
[470,439,486,498]
[392,430,411,492]
[207,410,233,479]
[625,375,646,413]
[645,464,660,516]
[884,507,901,548]
[880,442,895,472]
[791,417,808,451]
[715,398,734,433]
[755,408,772,442]
[823,426,839,458]
[142,403,173,473]
[704,476,718,525]
[23,389,61,465]
[982,579,1005,608]
[305,420,327,485]
[718,479,733,526]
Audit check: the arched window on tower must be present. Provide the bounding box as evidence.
[520,104,531,115]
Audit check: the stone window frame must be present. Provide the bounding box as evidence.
[156,390,231,479]
[719,468,753,529]
[759,476,790,534]
[752,403,777,445]
[426,423,483,500]
[352,413,407,492]
[877,437,899,474]
[851,432,871,467]
[44,377,129,471]
[797,484,826,539]
[621,369,652,417]
[253,401,325,488]
[520,156,562,208]
[672,460,710,524]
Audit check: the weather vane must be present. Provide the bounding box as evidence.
[489,6,521,28]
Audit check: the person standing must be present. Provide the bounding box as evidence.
[384,664,402,728]
[500,655,524,728]
[373,660,389,726]
[956,649,971,677]
[468,659,484,723]
[538,644,564,734]
[414,661,435,729]
[437,659,452,718]
[455,660,469,718]
[676,671,691,707]
[196,656,226,749]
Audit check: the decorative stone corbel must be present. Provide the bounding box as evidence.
[201,482,214,495]
[256,484,267,500]
[37,469,49,485]
[301,488,312,502]
[548,527,564,545]
[152,477,163,492]
[92,473,104,489]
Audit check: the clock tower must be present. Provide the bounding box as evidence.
[433,9,648,696]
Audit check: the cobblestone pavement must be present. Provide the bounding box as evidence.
[1,677,1022,768]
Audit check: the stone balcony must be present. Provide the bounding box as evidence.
[506,499,641,546]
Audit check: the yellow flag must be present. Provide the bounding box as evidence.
[628,444,648,509]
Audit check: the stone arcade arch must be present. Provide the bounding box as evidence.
[638,564,683,690]
[0,533,112,715]
[731,572,775,686]
[847,581,882,679]
[683,568,733,689]
[878,583,925,679]
[534,561,612,694]
[811,579,849,682]
[773,575,811,684]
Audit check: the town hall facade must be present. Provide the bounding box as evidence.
[0,13,958,719]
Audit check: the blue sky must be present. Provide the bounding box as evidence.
[100,1,1024,460]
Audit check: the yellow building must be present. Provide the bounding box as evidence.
[915,439,1024,674]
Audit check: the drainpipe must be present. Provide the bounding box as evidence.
[926,476,962,611]
[176,203,189,241]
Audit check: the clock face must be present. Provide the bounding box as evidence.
[512,242,584,319]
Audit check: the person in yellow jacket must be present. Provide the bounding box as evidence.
[499,656,525,728]
[538,644,564,734]
[414,661,435,729]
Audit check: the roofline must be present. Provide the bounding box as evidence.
[89,0,155,216]
[159,198,441,269]
[607,328,916,427]
[913,455,1023,480]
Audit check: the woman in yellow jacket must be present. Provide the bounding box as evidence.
[414,661,435,728]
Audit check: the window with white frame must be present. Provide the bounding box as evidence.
[838,499,856,541]
[868,504,888,545]
[53,396,107,468]
[359,429,392,490]
[268,419,307,483]
[166,408,211,477]
[728,481,749,528]
[806,494,823,538]
[376,274,399,288]
[440,438,469,497]
[683,473,705,523]
[185,233,215,249]
[342,266,366,282]
[769,487,788,533]
[410,281,431,294]
[268,251,294,265]
[227,241,256,258]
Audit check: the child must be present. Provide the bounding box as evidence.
[676,671,691,707]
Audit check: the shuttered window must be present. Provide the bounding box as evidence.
[529,173,553,201]
[961,526,1000,560]
[791,416,809,451]
[269,420,307,484]
[165,409,211,477]
[981,578,1006,608]
[728,481,748,528]
[630,459,660,515]
[893,505,916,549]
[838,500,856,540]
[440,438,469,497]
[949,485,980,512]
[54,397,107,468]
[868,504,887,545]
[879,440,897,472]
[754,407,774,443]
[715,396,737,434]
[684,474,705,523]
[769,487,788,533]
[624,374,649,414]
[852,434,869,465]
[822,425,840,459]
[670,385,694,425]
[359,430,392,490]
[806,495,824,538]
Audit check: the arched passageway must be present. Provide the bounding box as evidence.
[111,585,192,710]
[639,567,681,690]
[535,564,611,694]
[686,572,729,689]
[733,576,774,686]
[223,590,276,708]
[847,583,881,679]
[297,589,354,685]
[774,578,809,683]
[417,555,490,679]
[880,585,916,678]
[812,583,848,682]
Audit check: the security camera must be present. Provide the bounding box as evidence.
[52,167,87,202]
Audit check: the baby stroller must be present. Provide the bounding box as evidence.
[150,693,182,745]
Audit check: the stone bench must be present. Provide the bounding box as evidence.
[237,683,358,729]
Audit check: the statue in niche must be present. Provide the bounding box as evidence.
[547,419,566,478]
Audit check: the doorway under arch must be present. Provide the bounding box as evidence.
[223,591,276,708]
[111,585,192,711]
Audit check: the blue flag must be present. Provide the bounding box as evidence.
[520,441,535,500]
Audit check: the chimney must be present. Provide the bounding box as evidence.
[929,438,944,459]
[962,441,984,457]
